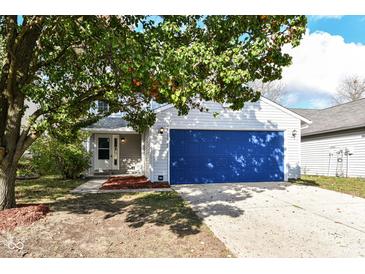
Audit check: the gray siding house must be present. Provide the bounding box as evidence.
[83,97,311,184]
[292,98,365,178]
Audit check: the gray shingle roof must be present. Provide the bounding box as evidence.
[290,108,319,118]
[290,98,365,136]
[86,117,129,129]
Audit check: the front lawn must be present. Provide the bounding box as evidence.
[15,175,86,204]
[0,176,231,258]
[292,175,365,199]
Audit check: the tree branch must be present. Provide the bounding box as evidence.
[32,44,71,73]
[13,130,43,165]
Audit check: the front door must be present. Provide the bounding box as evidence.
[95,135,112,171]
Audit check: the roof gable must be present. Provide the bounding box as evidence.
[85,97,313,131]
[155,97,312,124]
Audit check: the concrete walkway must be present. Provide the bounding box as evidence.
[71,179,172,194]
[174,183,365,257]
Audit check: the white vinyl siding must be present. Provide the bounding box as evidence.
[301,129,365,178]
[146,99,302,182]
[143,129,152,178]
[119,134,142,173]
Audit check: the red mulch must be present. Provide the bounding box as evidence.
[100,176,170,190]
[0,204,49,231]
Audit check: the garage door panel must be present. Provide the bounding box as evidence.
[170,129,284,184]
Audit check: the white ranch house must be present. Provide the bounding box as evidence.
[83,97,311,184]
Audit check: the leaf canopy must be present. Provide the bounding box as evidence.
[0,15,306,137]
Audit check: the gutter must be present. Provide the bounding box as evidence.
[302,124,365,138]
[82,127,137,133]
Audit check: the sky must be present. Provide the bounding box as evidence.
[281,15,365,109]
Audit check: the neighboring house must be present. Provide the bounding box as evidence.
[83,97,311,184]
[292,98,365,178]
[21,100,38,158]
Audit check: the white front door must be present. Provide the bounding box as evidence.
[95,135,112,171]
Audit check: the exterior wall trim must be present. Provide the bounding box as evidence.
[82,127,136,133]
[303,126,365,139]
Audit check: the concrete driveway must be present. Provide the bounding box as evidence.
[173,183,365,257]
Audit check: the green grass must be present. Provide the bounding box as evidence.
[15,175,86,204]
[292,175,365,199]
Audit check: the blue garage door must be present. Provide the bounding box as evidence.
[170,129,284,184]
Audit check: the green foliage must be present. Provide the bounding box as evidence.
[30,133,91,179]
[16,156,38,178]
[0,17,5,68]
[30,138,57,176]
[0,38,5,68]
[1,15,306,139]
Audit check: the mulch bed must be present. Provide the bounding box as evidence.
[0,204,49,231]
[100,176,170,190]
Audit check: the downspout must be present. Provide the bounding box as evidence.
[346,153,349,178]
[300,123,309,178]
[345,147,353,178]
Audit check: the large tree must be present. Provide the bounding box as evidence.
[248,79,287,103]
[0,15,306,209]
[333,75,365,104]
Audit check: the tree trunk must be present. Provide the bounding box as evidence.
[0,165,17,210]
[0,16,45,210]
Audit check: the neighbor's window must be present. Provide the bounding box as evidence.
[97,101,109,113]
[98,137,110,160]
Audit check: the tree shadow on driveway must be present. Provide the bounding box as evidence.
[173,183,291,219]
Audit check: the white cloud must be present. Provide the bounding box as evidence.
[281,30,365,108]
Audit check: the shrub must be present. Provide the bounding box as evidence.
[29,138,58,176]
[30,133,91,179]
[16,156,39,178]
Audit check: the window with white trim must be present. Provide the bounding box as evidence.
[97,101,109,113]
[98,137,110,160]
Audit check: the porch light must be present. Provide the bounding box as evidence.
[159,127,164,134]
[292,129,298,138]
[121,137,126,144]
